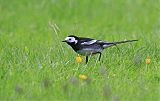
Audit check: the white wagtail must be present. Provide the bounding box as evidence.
[62,35,138,63]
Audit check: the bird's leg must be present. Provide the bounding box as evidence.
[98,52,102,61]
[86,56,88,64]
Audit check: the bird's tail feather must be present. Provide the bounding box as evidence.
[103,40,138,48]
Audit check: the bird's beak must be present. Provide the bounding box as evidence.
[62,40,66,42]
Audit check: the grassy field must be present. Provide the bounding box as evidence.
[0,0,160,101]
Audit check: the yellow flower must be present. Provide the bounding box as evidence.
[79,74,87,80]
[76,55,82,63]
[146,57,151,64]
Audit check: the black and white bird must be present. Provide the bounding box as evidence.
[62,35,138,63]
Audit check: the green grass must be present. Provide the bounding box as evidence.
[0,0,160,101]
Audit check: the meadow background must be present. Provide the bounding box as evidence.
[0,0,160,101]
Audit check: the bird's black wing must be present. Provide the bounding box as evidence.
[79,37,111,46]
[78,37,94,42]
[96,40,114,47]
[78,37,97,45]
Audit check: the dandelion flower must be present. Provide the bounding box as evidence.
[76,55,82,63]
[146,57,151,65]
[79,74,87,80]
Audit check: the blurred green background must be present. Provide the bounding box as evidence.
[0,0,160,101]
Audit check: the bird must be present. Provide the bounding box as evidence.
[62,35,138,63]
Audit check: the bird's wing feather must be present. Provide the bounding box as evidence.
[79,37,94,42]
[80,38,111,46]
[79,37,98,45]
[81,40,97,45]
[96,40,114,47]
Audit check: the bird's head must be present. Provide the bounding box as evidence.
[62,35,79,45]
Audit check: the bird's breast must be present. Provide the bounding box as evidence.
[77,48,102,56]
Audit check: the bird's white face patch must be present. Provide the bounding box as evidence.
[65,37,78,44]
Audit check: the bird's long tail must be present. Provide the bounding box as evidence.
[103,40,138,48]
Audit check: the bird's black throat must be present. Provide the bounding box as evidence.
[66,42,80,52]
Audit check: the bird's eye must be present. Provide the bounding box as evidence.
[69,39,71,40]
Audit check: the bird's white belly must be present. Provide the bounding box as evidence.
[77,48,102,56]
